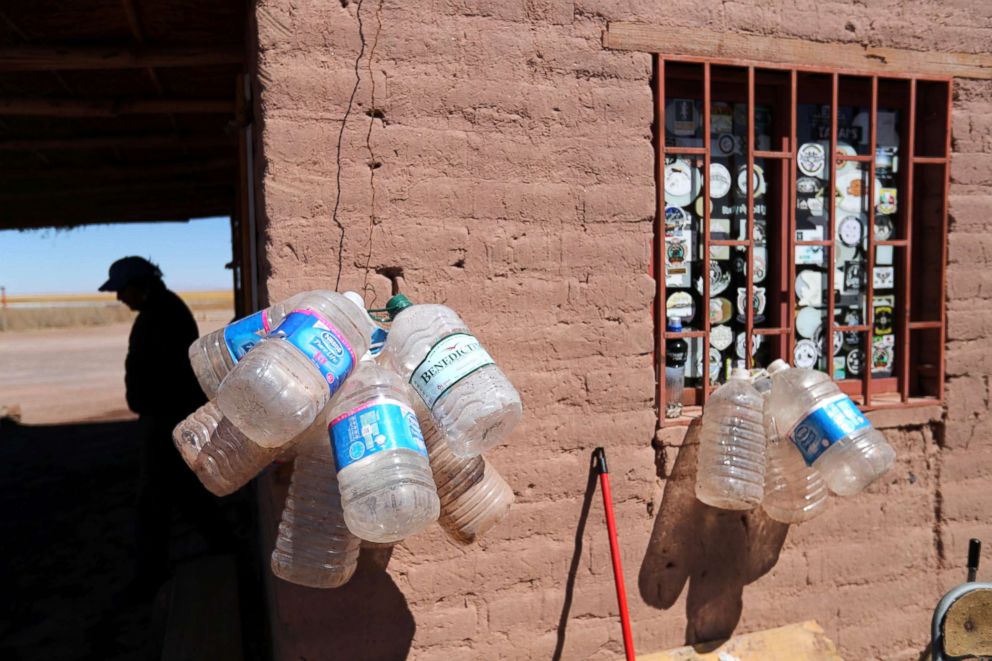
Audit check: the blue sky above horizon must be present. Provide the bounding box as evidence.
[0,216,233,295]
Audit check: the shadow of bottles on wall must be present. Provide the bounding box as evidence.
[639,419,789,645]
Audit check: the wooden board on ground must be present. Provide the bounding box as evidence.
[633,620,842,661]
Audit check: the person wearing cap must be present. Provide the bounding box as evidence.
[100,256,235,597]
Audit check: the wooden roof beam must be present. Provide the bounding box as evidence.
[0,158,237,181]
[0,46,243,71]
[0,133,234,151]
[604,23,992,79]
[0,98,234,117]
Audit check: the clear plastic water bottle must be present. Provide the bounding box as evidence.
[216,290,373,449]
[756,361,829,523]
[172,400,324,497]
[695,367,766,510]
[270,430,360,589]
[413,398,514,545]
[665,316,688,419]
[767,359,895,496]
[329,360,439,543]
[342,291,389,358]
[189,293,305,399]
[380,294,522,458]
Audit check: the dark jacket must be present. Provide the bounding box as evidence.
[125,285,207,419]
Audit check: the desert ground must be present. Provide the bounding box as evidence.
[0,310,228,424]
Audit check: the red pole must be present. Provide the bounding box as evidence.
[593,447,636,661]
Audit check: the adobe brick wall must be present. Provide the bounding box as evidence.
[250,1,992,658]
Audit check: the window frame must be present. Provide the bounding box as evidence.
[653,55,951,426]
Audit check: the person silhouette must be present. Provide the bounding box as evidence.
[100,256,236,598]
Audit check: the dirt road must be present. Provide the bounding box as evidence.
[0,313,227,424]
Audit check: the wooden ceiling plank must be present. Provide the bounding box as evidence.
[0,133,233,151]
[604,23,988,80]
[0,157,236,181]
[0,98,234,117]
[0,46,243,71]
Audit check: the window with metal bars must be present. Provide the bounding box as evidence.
[653,57,950,425]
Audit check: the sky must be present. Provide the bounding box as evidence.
[0,216,233,295]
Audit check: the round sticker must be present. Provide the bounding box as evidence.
[836,168,882,214]
[667,242,687,265]
[710,324,733,351]
[709,297,733,325]
[709,261,731,296]
[877,188,897,215]
[797,176,822,195]
[838,215,863,247]
[666,291,695,323]
[872,345,894,372]
[794,339,819,369]
[874,215,895,241]
[833,330,844,356]
[847,349,864,376]
[796,270,824,307]
[876,146,896,172]
[874,305,894,335]
[665,205,691,230]
[735,332,763,359]
[753,249,767,284]
[796,306,821,339]
[735,164,766,198]
[835,142,858,174]
[694,195,712,217]
[709,347,723,381]
[798,143,826,178]
[716,133,738,156]
[709,162,732,198]
[736,286,767,323]
[665,159,701,208]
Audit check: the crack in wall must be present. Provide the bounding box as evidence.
[362,0,385,306]
[330,0,369,292]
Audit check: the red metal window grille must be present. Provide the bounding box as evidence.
[653,57,950,427]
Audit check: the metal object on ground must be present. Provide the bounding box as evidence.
[931,538,992,660]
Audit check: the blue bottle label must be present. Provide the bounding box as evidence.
[223,310,271,361]
[329,397,427,471]
[788,394,872,465]
[369,327,388,357]
[271,309,356,394]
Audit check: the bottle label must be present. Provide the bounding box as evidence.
[409,332,495,410]
[330,397,427,471]
[788,393,871,465]
[223,310,271,361]
[369,326,388,357]
[272,309,356,394]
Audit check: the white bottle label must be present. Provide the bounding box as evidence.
[410,332,495,410]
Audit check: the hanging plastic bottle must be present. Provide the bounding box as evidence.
[329,360,439,543]
[216,290,373,449]
[665,316,688,419]
[172,400,326,497]
[189,292,305,399]
[413,398,514,545]
[757,361,829,523]
[342,291,388,357]
[695,367,766,510]
[271,430,360,589]
[380,293,522,458]
[767,359,895,496]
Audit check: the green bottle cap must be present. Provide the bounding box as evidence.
[385,293,414,320]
